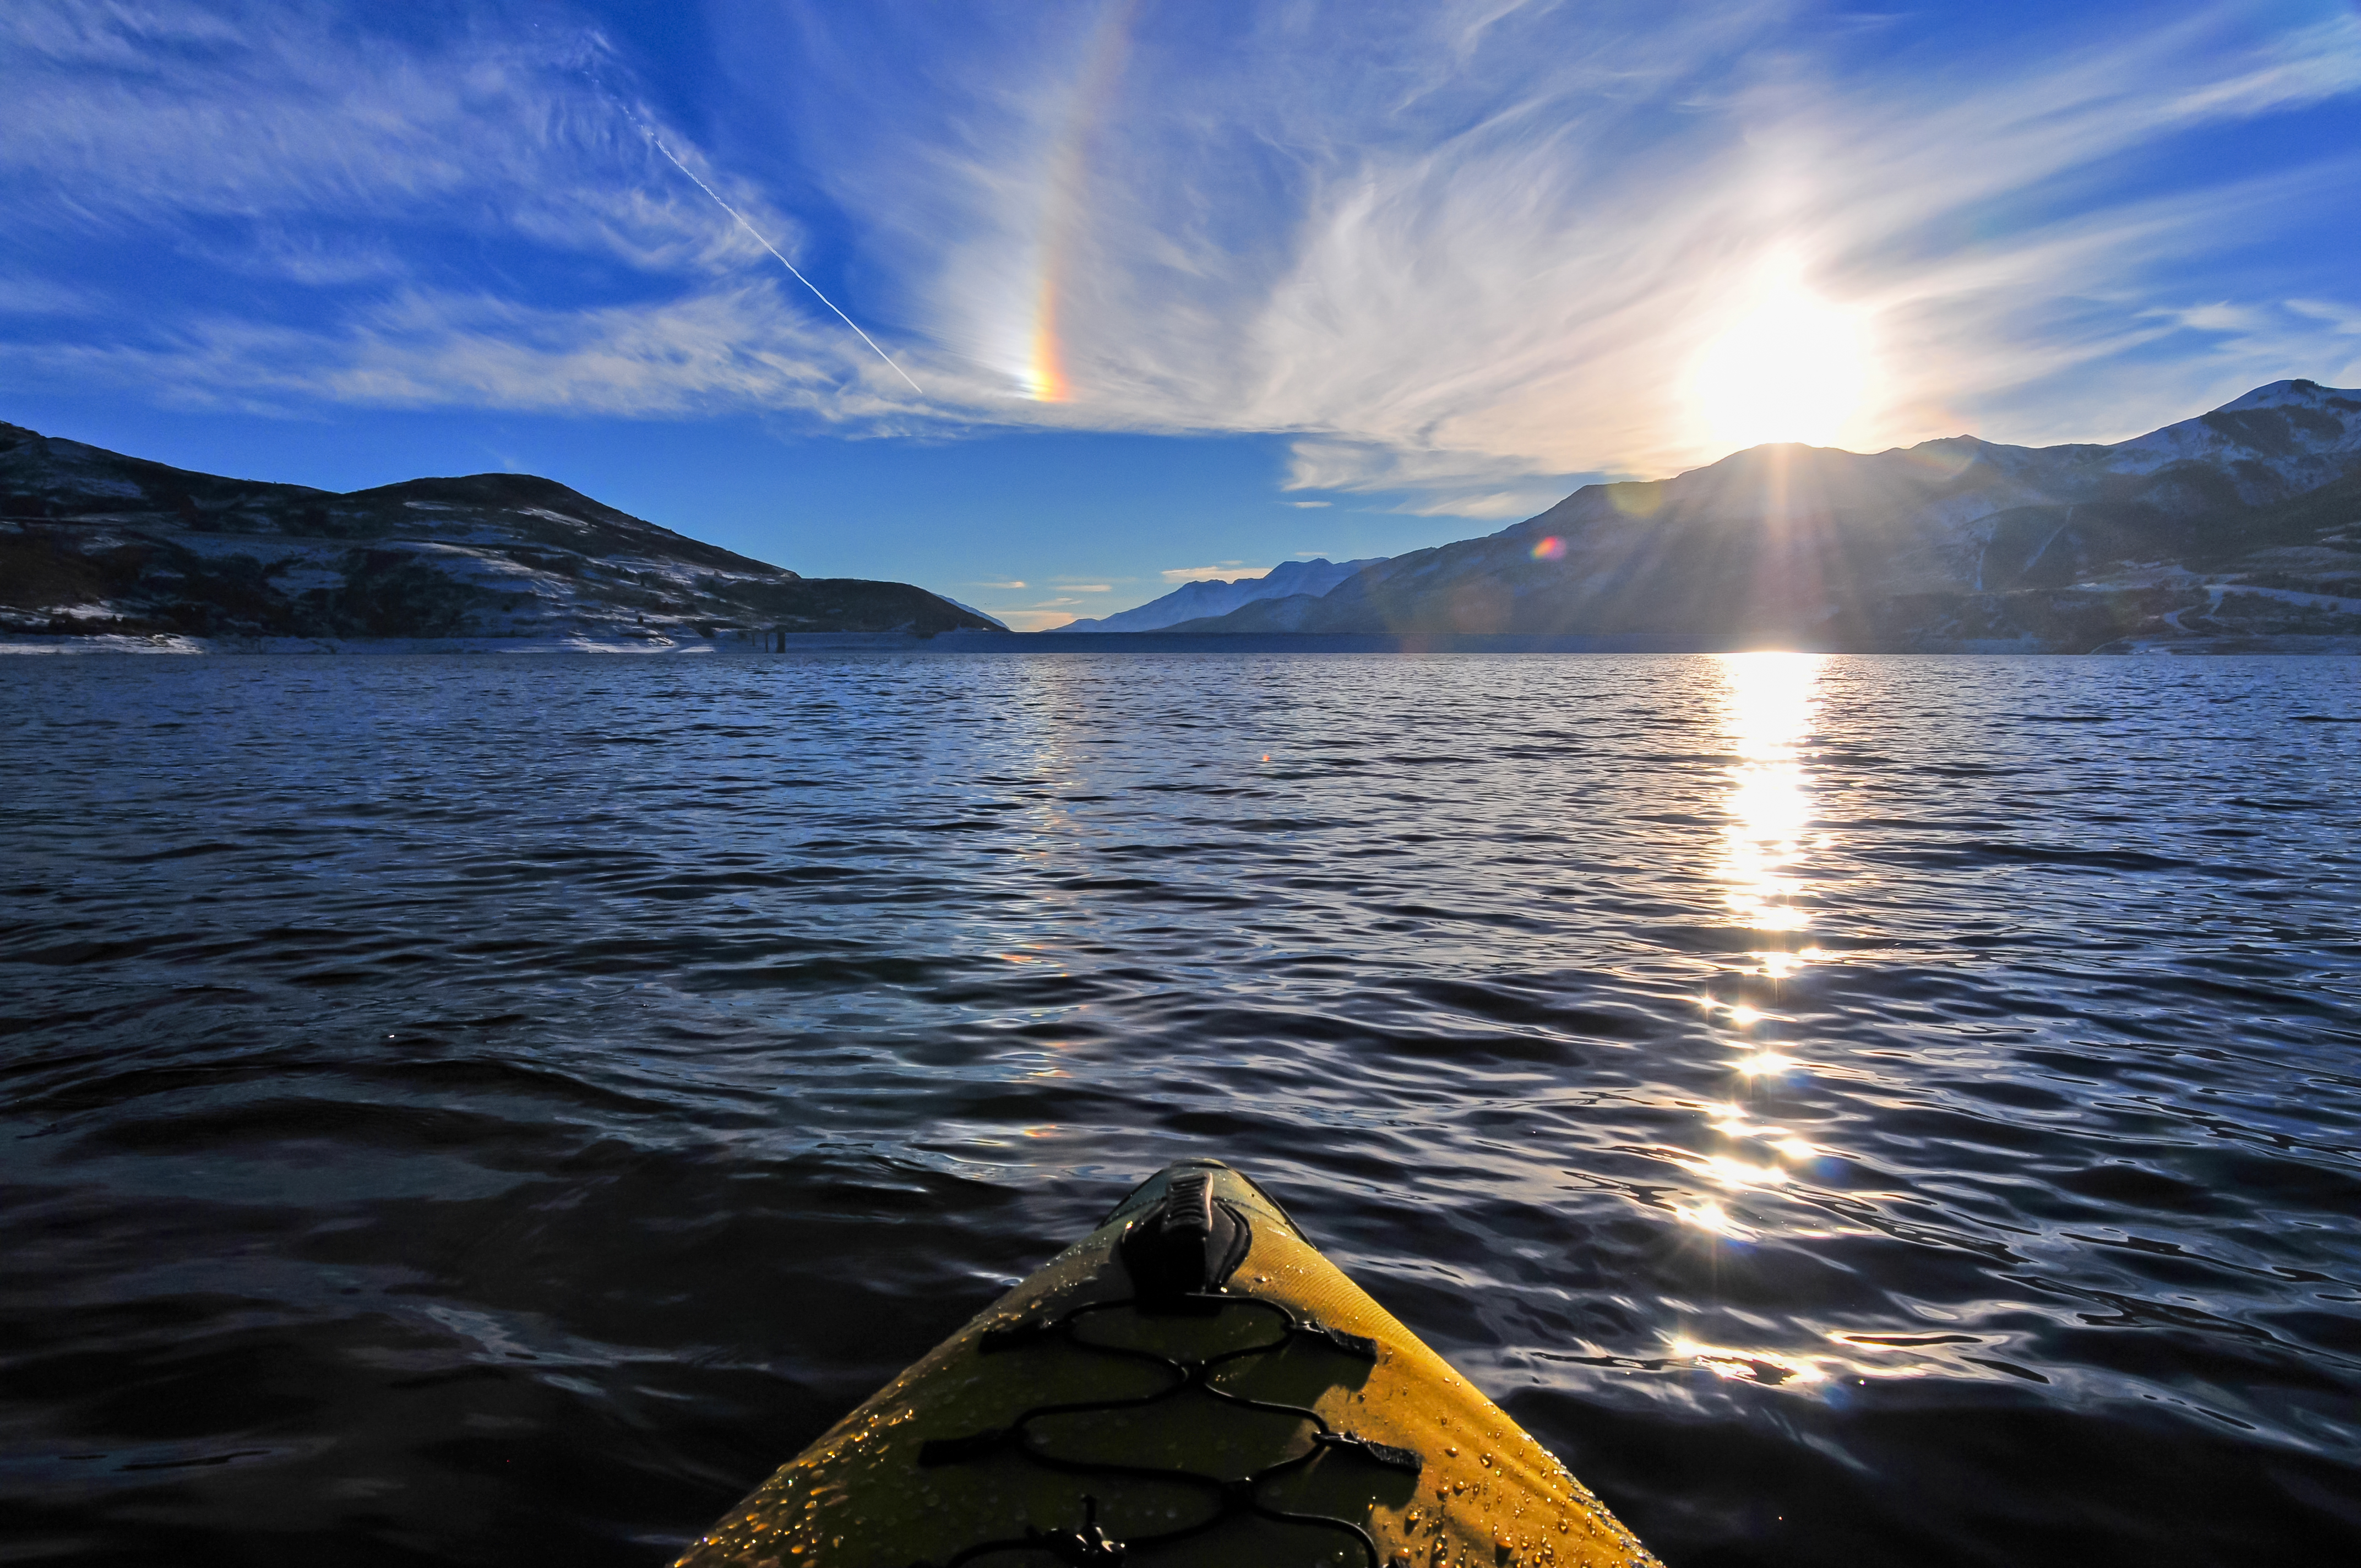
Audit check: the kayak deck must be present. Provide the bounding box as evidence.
[676,1159,1658,1567]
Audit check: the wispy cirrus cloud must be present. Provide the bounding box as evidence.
[10,287,869,418]
[2287,298,2361,336]
[779,0,2361,492]
[0,1,918,412]
[5,0,2358,516]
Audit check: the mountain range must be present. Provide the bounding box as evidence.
[1162,379,2361,652]
[0,422,995,650]
[1049,555,1384,633]
[10,380,2358,655]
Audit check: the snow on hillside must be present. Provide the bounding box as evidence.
[1051,556,1385,631]
[1158,379,2361,652]
[0,423,998,647]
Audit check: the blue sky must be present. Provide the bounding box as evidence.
[6,1,2358,628]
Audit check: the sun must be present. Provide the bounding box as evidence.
[1690,276,1875,453]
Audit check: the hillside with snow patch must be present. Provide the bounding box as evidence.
[0,424,994,650]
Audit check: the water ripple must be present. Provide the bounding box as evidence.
[3,651,2359,1565]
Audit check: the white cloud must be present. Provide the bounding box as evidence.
[3,6,712,260]
[1281,437,1583,518]
[0,285,871,418]
[0,0,919,413]
[0,276,103,315]
[2162,14,2361,122]
[2287,298,2361,334]
[852,0,2361,486]
[8,0,2359,503]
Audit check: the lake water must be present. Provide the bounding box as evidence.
[4,651,2359,1566]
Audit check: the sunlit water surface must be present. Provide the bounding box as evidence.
[4,653,2359,1566]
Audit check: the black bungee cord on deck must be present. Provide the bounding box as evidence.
[907,1170,1424,1568]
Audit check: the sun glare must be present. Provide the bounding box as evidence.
[1691,276,1874,453]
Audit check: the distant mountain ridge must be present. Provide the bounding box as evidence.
[1164,380,2361,652]
[1050,554,1385,632]
[0,423,995,648]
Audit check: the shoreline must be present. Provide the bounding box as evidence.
[8,629,2361,656]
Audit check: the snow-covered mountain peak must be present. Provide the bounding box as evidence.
[1049,555,1385,632]
[1161,374,2361,651]
[2217,378,2361,414]
[2099,379,2361,496]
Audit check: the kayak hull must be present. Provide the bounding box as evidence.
[676,1160,1656,1568]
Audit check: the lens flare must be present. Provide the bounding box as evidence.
[1530,535,1566,561]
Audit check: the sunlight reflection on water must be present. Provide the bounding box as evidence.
[1668,651,1836,1370]
[1716,650,1820,934]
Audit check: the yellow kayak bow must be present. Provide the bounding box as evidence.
[677,1159,1659,1567]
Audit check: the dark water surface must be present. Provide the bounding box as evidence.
[5,652,2360,1566]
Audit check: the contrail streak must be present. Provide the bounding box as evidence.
[645,133,924,396]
